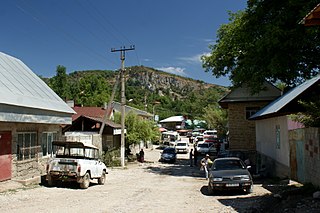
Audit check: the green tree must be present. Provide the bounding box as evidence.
[124,112,160,147]
[51,65,70,100]
[202,104,228,137]
[202,0,320,93]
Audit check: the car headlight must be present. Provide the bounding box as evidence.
[241,175,250,181]
[213,177,223,181]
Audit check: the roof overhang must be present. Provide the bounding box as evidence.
[299,3,320,26]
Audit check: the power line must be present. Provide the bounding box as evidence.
[15,0,118,68]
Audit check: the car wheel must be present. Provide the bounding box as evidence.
[47,175,55,187]
[80,172,90,189]
[245,185,253,194]
[98,171,106,185]
[207,182,214,195]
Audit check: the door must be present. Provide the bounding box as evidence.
[296,140,305,183]
[0,131,12,181]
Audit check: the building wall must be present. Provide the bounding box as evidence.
[228,102,269,150]
[255,116,290,178]
[0,122,62,182]
[289,127,320,187]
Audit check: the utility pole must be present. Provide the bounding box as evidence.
[111,45,135,167]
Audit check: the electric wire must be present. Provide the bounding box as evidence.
[15,0,119,68]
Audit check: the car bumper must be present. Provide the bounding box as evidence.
[209,181,252,190]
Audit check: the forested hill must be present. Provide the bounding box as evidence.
[45,65,229,120]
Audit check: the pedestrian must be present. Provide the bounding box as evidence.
[189,149,193,167]
[194,148,198,166]
[139,148,145,163]
[200,154,213,180]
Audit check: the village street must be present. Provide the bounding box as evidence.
[0,137,276,213]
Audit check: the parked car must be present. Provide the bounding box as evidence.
[194,135,204,144]
[203,130,218,138]
[175,142,189,153]
[46,141,108,189]
[196,142,212,155]
[217,150,246,161]
[159,147,177,163]
[207,157,253,194]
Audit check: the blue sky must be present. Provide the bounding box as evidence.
[1,0,247,86]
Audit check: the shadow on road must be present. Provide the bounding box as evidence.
[200,185,265,212]
[144,158,205,178]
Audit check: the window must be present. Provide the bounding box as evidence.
[276,125,280,149]
[17,132,38,160]
[246,107,260,119]
[42,132,58,157]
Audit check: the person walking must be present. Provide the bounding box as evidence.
[189,149,193,167]
[139,148,145,163]
[200,154,213,180]
[194,148,198,166]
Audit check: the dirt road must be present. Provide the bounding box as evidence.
[0,139,272,213]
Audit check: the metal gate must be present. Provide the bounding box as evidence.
[0,132,12,181]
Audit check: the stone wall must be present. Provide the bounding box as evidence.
[0,122,62,182]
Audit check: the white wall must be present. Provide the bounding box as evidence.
[256,116,290,168]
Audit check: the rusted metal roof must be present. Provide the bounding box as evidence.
[299,3,320,26]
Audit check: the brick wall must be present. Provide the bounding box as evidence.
[228,102,269,150]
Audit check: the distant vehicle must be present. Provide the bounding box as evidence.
[159,147,177,163]
[175,142,189,153]
[161,131,180,144]
[203,130,218,138]
[46,141,108,189]
[217,150,246,161]
[194,135,204,143]
[196,142,212,155]
[207,157,253,194]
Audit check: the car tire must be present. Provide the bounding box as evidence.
[47,175,55,187]
[80,172,90,189]
[245,185,253,194]
[98,171,106,185]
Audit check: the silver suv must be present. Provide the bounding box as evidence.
[46,141,108,189]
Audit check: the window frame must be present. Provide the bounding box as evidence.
[41,132,58,157]
[17,132,38,161]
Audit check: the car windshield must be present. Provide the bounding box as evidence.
[55,145,98,159]
[213,159,244,170]
[197,143,209,148]
[163,148,175,154]
[176,143,187,146]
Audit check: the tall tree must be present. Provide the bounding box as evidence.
[51,65,69,100]
[202,0,320,93]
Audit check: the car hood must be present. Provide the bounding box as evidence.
[210,169,250,177]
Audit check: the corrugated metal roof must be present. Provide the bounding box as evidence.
[250,75,320,120]
[160,115,184,123]
[113,102,153,118]
[0,52,74,114]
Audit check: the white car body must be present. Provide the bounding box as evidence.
[46,141,108,189]
[175,142,189,153]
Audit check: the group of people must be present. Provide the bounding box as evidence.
[189,149,212,179]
